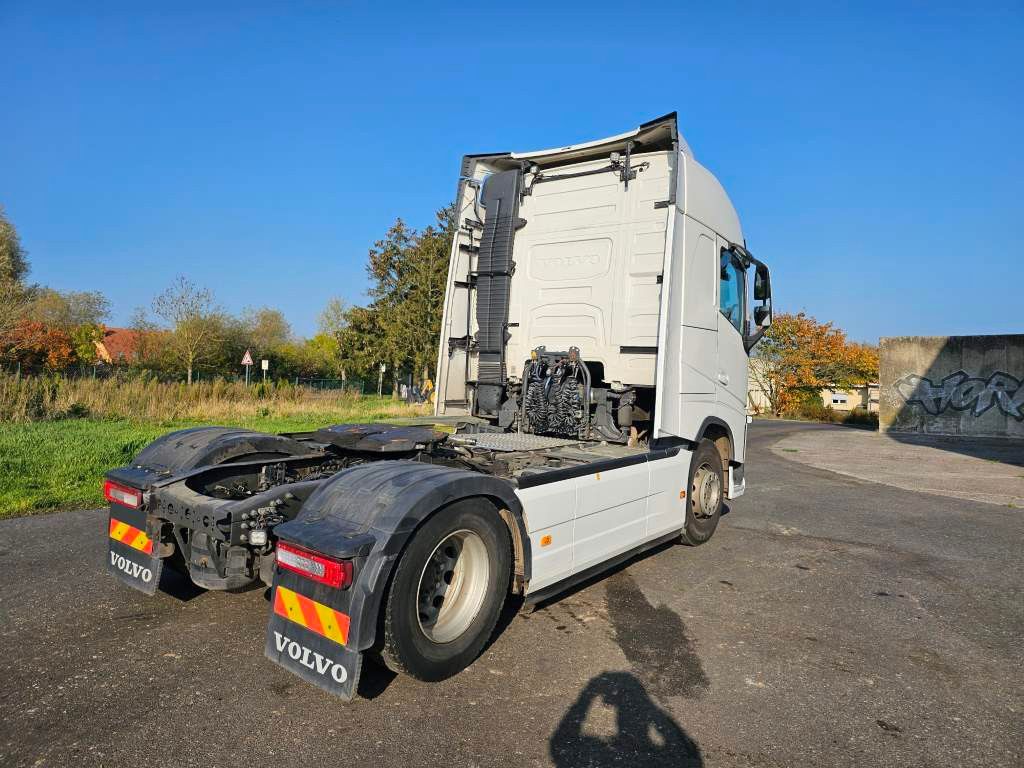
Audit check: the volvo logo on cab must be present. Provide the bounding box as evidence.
[110,551,153,582]
[273,631,348,684]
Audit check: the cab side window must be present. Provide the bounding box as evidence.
[719,250,745,334]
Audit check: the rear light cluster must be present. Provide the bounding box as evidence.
[103,479,143,509]
[277,541,352,589]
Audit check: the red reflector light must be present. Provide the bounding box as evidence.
[277,541,352,589]
[103,479,142,509]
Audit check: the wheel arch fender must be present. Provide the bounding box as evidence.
[695,416,734,464]
[274,461,529,652]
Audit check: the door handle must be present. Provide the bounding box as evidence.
[717,373,730,385]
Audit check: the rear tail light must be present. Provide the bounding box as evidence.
[103,479,143,509]
[277,541,352,589]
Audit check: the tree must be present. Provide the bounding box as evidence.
[243,306,292,354]
[0,205,29,285]
[0,207,31,345]
[152,276,218,384]
[0,280,31,345]
[27,288,111,329]
[751,312,879,416]
[336,304,385,380]
[343,205,455,394]
[128,307,172,373]
[1,321,74,371]
[69,323,105,366]
[318,297,349,339]
[395,205,455,381]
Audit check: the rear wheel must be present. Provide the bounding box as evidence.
[680,439,724,546]
[380,499,511,681]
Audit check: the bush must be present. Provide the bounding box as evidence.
[838,408,879,427]
[781,395,878,427]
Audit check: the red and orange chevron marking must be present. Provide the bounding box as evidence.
[273,585,350,646]
[108,517,153,554]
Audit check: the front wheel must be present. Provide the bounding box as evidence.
[379,499,511,681]
[680,439,725,546]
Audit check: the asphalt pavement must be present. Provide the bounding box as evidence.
[1,421,1021,767]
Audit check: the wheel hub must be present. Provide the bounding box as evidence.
[692,462,722,518]
[416,529,490,644]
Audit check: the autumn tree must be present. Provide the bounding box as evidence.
[2,321,75,371]
[751,312,879,416]
[152,276,219,384]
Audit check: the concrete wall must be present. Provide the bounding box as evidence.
[880,335,1024,438]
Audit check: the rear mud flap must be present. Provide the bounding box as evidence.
[107,505,163,595]
[264,577,362,700]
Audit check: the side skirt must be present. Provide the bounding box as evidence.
[522,530,681,607]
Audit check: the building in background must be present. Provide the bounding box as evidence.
[820,384,880,413]
[95,328,140,365]
[747,359,879,415]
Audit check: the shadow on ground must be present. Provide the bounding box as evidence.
[549,671,703,767]
[885,432,1024,468]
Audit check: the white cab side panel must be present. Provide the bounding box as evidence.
[656,211,719,442]
[571,462,650,575]
[516,480,576,592]
[646,449,693,538]
[681,155,743,245]
[655,150,750,461]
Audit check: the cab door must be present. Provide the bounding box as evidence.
[716,242,750,415]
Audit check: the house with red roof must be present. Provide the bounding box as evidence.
[95,328,141,365]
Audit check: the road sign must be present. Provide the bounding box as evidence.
[261,359,270,371]
[242,349,254,386]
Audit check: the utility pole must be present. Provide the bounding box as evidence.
[378,363,386,397]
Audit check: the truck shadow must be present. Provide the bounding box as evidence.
[157,564,206,602]
[549,671,703,767]
[360,532,719,700]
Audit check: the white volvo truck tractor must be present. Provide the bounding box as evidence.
[103,113,773,700]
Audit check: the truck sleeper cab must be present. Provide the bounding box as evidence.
[104,113,772,700]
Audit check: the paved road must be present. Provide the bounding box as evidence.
[1,422,1021,767]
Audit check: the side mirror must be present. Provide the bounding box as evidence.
[754,263,770,301]
[754,305,771,328]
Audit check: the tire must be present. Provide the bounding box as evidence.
[380,499,512,681]
[680,438,725,546]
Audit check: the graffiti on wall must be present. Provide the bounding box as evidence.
[894,370,1024,421]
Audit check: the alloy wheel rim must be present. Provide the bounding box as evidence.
[692,462,721,518]
[416,529,490,644]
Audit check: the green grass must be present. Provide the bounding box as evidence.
[0,398,425,518]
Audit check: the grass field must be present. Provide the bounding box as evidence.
[0,396,428,518]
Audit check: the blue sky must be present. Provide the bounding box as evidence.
[2,2,1021,343]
